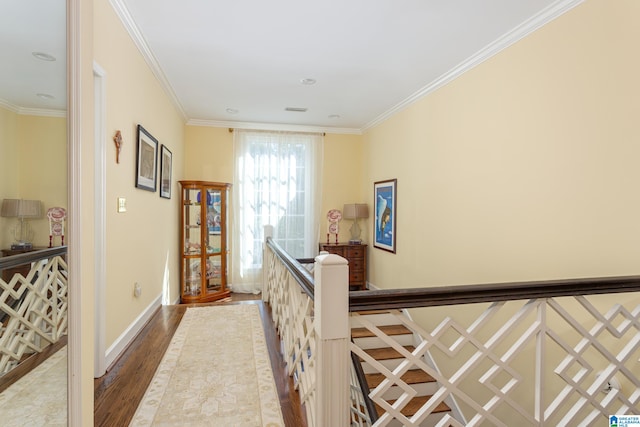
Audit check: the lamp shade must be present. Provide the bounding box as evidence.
[343,203,369,219]
[1,199,43,218]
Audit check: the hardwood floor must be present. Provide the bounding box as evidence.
[94,293,306,427]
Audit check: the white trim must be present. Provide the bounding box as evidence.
[67,0,82,423]
[0,98,19,113]
[93,62,107,378]
[362,0,585,131]
[187,118,362,135]
[16,107,66,118]
[0,98,66,118]
[108,0,187,122]
[105,294,163,370]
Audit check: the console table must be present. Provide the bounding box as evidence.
[319,242,367,290]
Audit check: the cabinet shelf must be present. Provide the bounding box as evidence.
[180,181,231,303]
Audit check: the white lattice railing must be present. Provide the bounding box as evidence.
[263,226,350,427]
[262,230,640,426]
[263,236,318,422]
[0,247,68,375]
[349,280,640,426]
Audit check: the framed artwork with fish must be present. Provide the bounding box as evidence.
[373,179,397,253]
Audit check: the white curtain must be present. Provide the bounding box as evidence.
[231,130,323,293]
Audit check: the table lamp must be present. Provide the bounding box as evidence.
[1,199,43,250]
[343,203,369,244]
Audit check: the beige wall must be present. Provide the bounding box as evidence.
[0,109,66,248]
[364,0,640,290]
[184,126,365,245]
[321,133,368,243]
[94,0,185,347]
[184,126,235,183]
[18,114,68,247]
[0,107,20,248]
[363,0,640,419]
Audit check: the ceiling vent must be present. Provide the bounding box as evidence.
[285,107,307,112]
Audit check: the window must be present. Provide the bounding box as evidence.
[232,130,323,293]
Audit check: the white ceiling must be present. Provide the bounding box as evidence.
[1,0,582,132]
[0,0,66,114]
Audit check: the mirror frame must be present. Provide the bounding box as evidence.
[67,0,82,424]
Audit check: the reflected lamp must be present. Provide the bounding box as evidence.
[1,199,43,249]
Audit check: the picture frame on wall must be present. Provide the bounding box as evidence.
[159,144,172,199]
[373,179,397,253]
[135,124,158,192]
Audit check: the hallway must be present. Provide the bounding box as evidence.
[94,294,306,426]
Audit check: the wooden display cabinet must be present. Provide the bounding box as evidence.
[179,181,231,303]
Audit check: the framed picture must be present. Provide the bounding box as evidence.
[208,191,222,235]
[159,144,172,199]
[373,179,397,253]
[135,125,158,192]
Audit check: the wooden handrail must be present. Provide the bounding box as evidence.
[265,237,640,312]
[350,345,378,424]
[265,238,640,424]
[0,246,67,270]
[349,275,640,312]
[265,237,314,298]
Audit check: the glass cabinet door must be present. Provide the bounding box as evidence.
[182,186,202,297]
[204,188,222,296]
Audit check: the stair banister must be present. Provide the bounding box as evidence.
[262,225,273,303]
[263,226,352,426]
[263,229,640,424]
[314,251,350,427]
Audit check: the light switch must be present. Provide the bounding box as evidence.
[118,197,127,213]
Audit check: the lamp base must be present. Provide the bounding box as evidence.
[348,239,362,245]
[11,242,33,250]
[349,220,362,244]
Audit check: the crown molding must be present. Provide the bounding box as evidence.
[0,98,20,113]
[362,0,585,132]
[109,0,582,135]
[109,0,188,122]
[0,98,66,118]
[187,118,362,135]
[18,107,67,118]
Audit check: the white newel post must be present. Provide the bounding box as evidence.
[314,252,350,427]
[262,225,274,302]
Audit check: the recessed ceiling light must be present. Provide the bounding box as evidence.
[36,93,55,100]
[328,114,341,119]
[300,78,316,85]
[32,52,56,62]
[226,108,239,114]
[285,107,308,112]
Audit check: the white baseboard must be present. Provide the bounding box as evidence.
[105,293,162,370]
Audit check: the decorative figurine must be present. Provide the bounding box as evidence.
[326,209,342,244]
[113,130,123,163]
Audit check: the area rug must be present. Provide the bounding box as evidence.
[0,346,67,426]
[129,304,284,427]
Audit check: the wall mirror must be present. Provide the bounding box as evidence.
[0,0,69,423]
